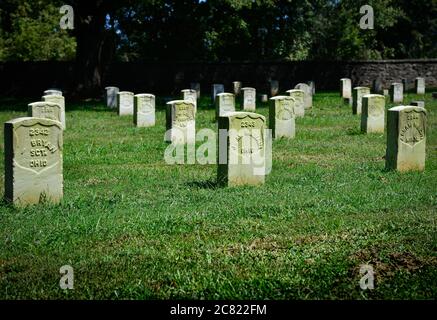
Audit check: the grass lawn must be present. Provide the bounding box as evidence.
[0,91,436,300]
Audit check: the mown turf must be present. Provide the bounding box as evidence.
[0,91,436,300]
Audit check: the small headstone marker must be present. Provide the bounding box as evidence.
[386,105,427,172]
[216,93,236,119]
[340,78,352,99]
[361,94,385,134]
[295,83,312,109]
[42,95,66,130]
[28,102,62,127]
[117,91,134,116]
[390,83,403,103]
[286,89,305,118]
[212,84,225,104]
[218,112,267,187]
[105,86,119,109]
[415,77,425,95]
[383,89,389,97]
[4,117,63,206]
[410,101,425,108]
[181,89,198,112]
[241,87,256,111]
[261,94,268,103]
[190,82,201,99]
[134,94,155,127]
[165,100,196,145]
[269,96,295,139]
[352,87,371,115]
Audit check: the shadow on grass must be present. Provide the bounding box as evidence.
[185,179,218,189]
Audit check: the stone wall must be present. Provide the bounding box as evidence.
[0,59,436,98]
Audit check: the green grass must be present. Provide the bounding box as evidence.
[0,91,436,300]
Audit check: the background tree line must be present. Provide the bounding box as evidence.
[0,0,435,94]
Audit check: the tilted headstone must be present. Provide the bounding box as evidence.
[390,83,403,103]
[361,94,385,134]
[340,78,352,99]
[134,94,155,127]
[352,87,371,115]
[269,96,295,139]
[105,86,119,109]
[28,102,62,128]
[218,112,266,187]
[372,78,383,94]
[295,83,312,109]
[241,87,256,111]
[43,89,62,96]
[117,91,134,116]
[233,81,242,96]
[415,77,425,95]
[181,89,198,113]
[410,101,425,108]
[270,80,279,97]
[216,93,235,119]
[386,106,426,172]
[286,89,305,118]
[211,84,225,104]
[42,95,66,130]
[190,82,201,99]
[165,100,195,145]
[4,117,63,206]
[307,81,315,95]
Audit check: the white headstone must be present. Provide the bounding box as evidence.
[241,87,256,111]
[117,91,134,116]
[134,94,155,127]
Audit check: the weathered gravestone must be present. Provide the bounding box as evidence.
[352,87,371,115]
[340,78,352,105]
[295,83,312,109]
[165,100,196,145]
[386,106,426,172]
[269,96,295,139]
[28,102,62,128]
[212,84,225,104]
[181,89,198,112]
[410,101,425,108]
[117,91,134,116]
[390,83,403,103]
[134,94,155,127]
[286,89,305,118]
[190,83,201,99]
[372,78,383,94]
[43,89,62,96]
[415,77,425,95]
[42,95,66,130]
[361,94,385,134]
[233,81,242,96]
[218,112,267,187]
[241,87,257,111]
[270,80,279,97]
[105,86,119,109]
[4,117,63,206]
[216,93,236,119]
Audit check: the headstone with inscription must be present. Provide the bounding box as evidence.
[386,106,426,172]
[415,77,425,95]
[269,96,295,139]
[28,102,62,127]
[218,112,266,187]
[361,94,385,134]
[241,87,256,111]
[216,93,236,119]
[212,84,225,104]
[42,95,66,130]
[134,94,155,127]
[181,89,198,113]
[295,83,312,109]
[117,91,134,116]
[105,86,119,109]
[390,83,403,104]
[352,87,371,115]
[165,100,196,145]
[4,117,63,206]
[286,89,305,118]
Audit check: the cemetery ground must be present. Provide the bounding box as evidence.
[0,92,436,300]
